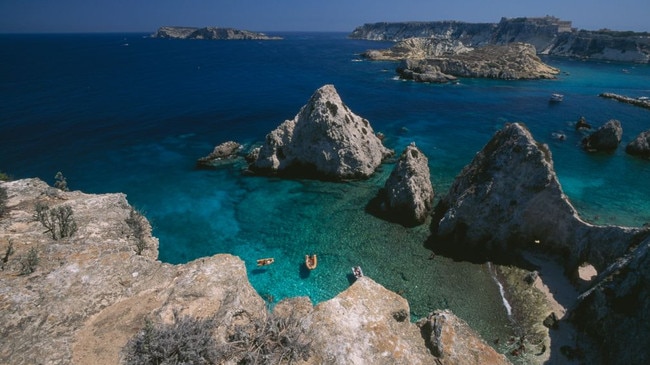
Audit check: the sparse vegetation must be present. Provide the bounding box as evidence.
[20,247,39,275]
[34,202,78,240]
[54,171,69,191]
[227,310,311,364]
[122,309,311,365]
[122,312,221,365]
[0,184,8,217]
[0,171,10,181]
[2,240,14,270]
[125,208,148,255]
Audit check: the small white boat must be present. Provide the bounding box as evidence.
[550,93,564,102]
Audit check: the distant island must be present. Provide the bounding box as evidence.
[151,26,282,40]
[350,16,650,63]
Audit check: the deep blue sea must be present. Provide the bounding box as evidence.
[2,32,650,347]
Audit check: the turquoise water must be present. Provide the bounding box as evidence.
[2,32,650,346]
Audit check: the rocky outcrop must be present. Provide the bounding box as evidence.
[572,236,650,364]
[581,119,623,152]
[351,16,650,63]
[599,92,650,110]
[249,84,393,180]
[396,59,458,83]
[0,178,267,365]
[196,140,242,168]
[397,43,559,82]
[363,37,473,61]
[430,122,646,272]
[373,143,434,226]
[626,130,650,158]
[151,26,282,40]
[0,178,508,364]
[418,310,511,365]
[350,20,495,44]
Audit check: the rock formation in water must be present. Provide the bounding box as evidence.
[581,119,623,152]
[151,26,282,40]
[396,43,559,82]
[430,122,645,271]
[363,37,473,60]
[599,92,650,110]
[196,140,242,168]
[374,142,434,226]
[429,122,650,363]
[626,130,650,158]
[0,178,509,364]
[351,16,650,63]
[249,84,393,180]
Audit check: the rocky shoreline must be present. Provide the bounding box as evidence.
[351,16,650,63]
[2,86,650,364]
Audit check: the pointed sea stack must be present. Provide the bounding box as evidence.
[430,122,643,270]
[250,84,393,180]
[377,142,434,226]
[625,130,650,158]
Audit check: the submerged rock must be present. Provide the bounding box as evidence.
[250,84,393,180]
[625,130,650,158]
[581,119,623,152]
[196,140,242,168]
[375,142,434,226]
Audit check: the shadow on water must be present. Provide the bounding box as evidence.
[346,273,358,286]
[251,268,269,275]
[299,263,311,279]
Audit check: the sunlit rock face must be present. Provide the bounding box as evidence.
[250,84,393,180]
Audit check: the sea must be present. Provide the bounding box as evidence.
[2,32,649,351]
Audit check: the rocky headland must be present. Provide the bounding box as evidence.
[395,43,560,82]
[351,16,650,63]
[0,178,508,365]
[151,26,282,40]
[248,84,394,180]
[428,122,650,363]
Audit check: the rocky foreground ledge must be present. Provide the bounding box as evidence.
[151,26,282,40]
[0,178,508,364]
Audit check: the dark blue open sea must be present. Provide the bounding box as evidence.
[2,32,649,346]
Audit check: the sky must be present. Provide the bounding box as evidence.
[0,0,648,33]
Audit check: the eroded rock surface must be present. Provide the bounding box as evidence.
[363,37,473,60]
[376,142,434,226]
[0,177,508,365]
[250,84,393,180]
[430,122,645,272]
[196,140,242,168]
[581,119,623,152]
[626,130,650,158]
[397,43,559,83]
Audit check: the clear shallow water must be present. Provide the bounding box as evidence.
[2,32,650,345]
